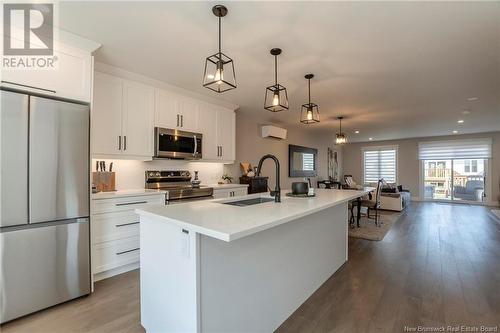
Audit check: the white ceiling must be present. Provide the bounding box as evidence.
[59,1,500,142]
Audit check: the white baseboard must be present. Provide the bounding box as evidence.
[412,197,499,207]
[93,261,140,283]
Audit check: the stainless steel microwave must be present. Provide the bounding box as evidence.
[154,127,202,159]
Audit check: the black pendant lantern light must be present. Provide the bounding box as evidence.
[336,116,347,144]
[264,48,289,112]
[203,5,236,93]
[300,74,320,124]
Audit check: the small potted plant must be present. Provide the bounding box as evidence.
[219,173,233,184]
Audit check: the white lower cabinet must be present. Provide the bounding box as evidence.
[91,193,164,281]
[213,187,248,199]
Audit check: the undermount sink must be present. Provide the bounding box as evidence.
[221,197,275,207]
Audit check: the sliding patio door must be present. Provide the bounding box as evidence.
[419,139,491,204]
[423,159,486,202]
[452,159,486,202]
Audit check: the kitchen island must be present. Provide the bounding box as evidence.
[136,188,370,332]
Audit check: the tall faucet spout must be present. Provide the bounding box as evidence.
[256,154,281,203]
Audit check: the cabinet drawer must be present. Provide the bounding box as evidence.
[92,194,164,214]
[213,188,248,199]
[232,188,248,197]
[92,211,140,244]
[93,237,140,274]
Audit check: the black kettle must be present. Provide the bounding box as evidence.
[291,182,309,195]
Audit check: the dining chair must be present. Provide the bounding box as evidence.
[351,179,384,226]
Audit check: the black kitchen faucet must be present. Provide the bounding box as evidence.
[256,154,281,203]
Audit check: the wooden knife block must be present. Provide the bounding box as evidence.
[92,172,116,192]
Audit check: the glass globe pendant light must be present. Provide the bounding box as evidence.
[264,48,289,112]
[203,5,236,93]
[336,116,347,144]
[300,74,320,124]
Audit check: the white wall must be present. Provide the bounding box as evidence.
[92,159,224,190]
[224,111,342,190]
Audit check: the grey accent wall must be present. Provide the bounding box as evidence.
[224,112,342,190]
[342,131,500,205]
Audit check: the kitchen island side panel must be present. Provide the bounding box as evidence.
[140,216,200,332]
[199,203,348,332]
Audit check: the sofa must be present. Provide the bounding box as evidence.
[379,184,410,211]
[380,191,410,211]
[343,176,410,212]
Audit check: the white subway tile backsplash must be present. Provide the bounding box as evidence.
[91,159,225,190]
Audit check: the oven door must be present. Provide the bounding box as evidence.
[155,127,202,159]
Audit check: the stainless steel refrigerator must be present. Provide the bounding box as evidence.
[0,89,90,323]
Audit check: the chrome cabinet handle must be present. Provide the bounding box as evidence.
[1,80,56,93]
[181,115,184,127]
[115,221,140,227]
[116,248,140,255]
[118,136,122,150]
[115,201,147,206]
[220,146,223,157]
[177,114,179,127]
[124,136,127,150]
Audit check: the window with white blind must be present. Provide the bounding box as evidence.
[363,147,397,184]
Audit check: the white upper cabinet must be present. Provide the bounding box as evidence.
[1,39,94,102]
[122,81,154,157]
[199,105,236,162]
[155,89,179,129]
[199,105,218,160]
[92,72,123,156]
[93,72,235,162]
[216,109,236,162]
[92,72,154,159]
[155,89,199,132]
[178,97,200,132]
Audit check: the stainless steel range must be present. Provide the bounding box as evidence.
[145,170,213,204]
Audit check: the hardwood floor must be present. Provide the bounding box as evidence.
[1,270,144,333]
[2,202,499,333]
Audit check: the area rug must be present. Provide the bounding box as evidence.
[491,209,500,221]
[348,210,403,241]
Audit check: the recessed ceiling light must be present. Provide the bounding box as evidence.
[355,130,360,134]
[467,97,479,102]
[457,120,464,124]
[462,110,471,115]
[452,130,458,134]
[369,137,373,141]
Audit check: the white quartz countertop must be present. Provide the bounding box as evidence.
[92,189,166,200]
[136,188,372,242]
[209,183,249,190]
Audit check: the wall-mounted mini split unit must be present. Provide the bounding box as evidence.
[261,125,287,140]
